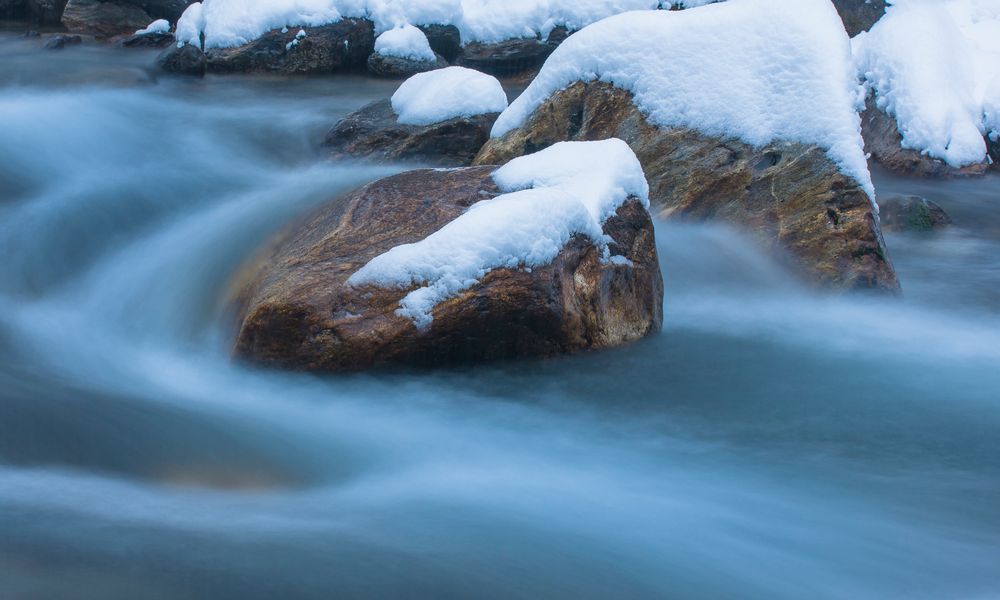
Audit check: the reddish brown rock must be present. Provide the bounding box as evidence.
[476,81,899,293]
[230,167,663,371]
[323,99,498,166]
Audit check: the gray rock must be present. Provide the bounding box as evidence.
[878,194,952,232]
[119,29,174,47]
[61,0,151,39]
[416,23,461,62]
[156,41,205,76]
[832,0,886,36]
[43,33,82,49]
[458,36,559,76]
[366,51,448,78]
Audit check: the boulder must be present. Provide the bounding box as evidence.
[203,19,374,74]
[119,29,173,47]
[324,98,497,165]
[416,23,461,62]
[61,0,150,39]
[230,167,663,371]
[861,97,991,177]
[27,0,68,25]
[476,81,899,293]
[366,51,448,78]
[43,33,81,49]
[877,194,952,233]
[832,0,885,36]
[156,42,205,76]
[126,0,189,22]
[458,36,559,77]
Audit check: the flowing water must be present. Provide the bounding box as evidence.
[1,34,999,599]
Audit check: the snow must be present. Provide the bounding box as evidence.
[391,66,508,126]
[136,19,171,35]
[175,2,204,47]
[347,139,648,328]
[375,24,436,61]
[852,0,1000,168]
[175,0,723,50]
[492,0,876,199]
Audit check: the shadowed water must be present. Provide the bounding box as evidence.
[1,33,999,599]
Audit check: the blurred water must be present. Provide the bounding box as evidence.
[1,33,999,599]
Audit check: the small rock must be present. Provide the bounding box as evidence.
[832,0,886,36]
[366,51,448,78]
[119,30,174,47]
[878,194,952,232]
[416,23,461,62]
[43,33,82,49]
[324,98,498,166]
[458,36,559,76]
[22,30,41,37]
[156,42,205,76]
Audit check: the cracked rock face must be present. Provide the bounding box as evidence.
[476,81,899,293]
[229,167,663,372]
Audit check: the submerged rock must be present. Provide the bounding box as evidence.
[477,81,899,293]
[323,98,497,165]
[43,33,81,49]
[861,98,991,178]
[230,166,663,371]
[832,0,885,36]
[156,41,204,76]
[202,19,374,74]
[366,51,448,78]
[61,0,151,39]
[878,194,952,233]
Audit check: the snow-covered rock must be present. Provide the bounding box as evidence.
[231,143,663,371]
[391,66,508,126]
[853,0,1000,174]
[135,17,169,34]
[374,23,434,61]
[493,0,873,198]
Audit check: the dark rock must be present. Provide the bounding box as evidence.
[862,96,990,177]
[126,0,190,22]
[458,36,559,77]
[366,51,448,78]
[156,41,205,76]
[416,23,461,62]
[43,33,82,49]
[119,29,173,47]
[545,25,571,45]
[230,167,663,372]
[323,98,498,166]
[203,19,374,74]
[22,30,40,37]
[878,194,952,232]
[61,0,151,39]
[832,0,885,36]
[26,0,68,24]
[476,81,899,293]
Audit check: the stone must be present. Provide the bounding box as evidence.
[156,41,205,76]
[877,194,952,233]
[832,0,886,36]
[476,81,900,293]
[43,33,81,49]
[119,30,173,47]
[458,36,559,77]
[366,51,448,78]
[203,19,374,74]
[324,98,498,166]
[230,167,663,371]
[61,0,151,39]
[416,23,461,62]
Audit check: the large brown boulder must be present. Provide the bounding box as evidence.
[61,0,150,39]
[230,167,663,371]
[832,0,885,36]
[323,98,498,166]
[861,97,991,178]
[476,81,899,293]
[203,19,374,74]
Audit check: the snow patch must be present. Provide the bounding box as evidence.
[852,0,1000,168]
[347,139,649,328]
[375,24,436,61]
[492,0,876,199]
[391,66,508,126]
[136,19,170,36]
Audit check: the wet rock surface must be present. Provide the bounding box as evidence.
[878,194,952,232]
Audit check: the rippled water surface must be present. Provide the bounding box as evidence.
[2,33,999,599]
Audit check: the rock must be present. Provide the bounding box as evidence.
[43,33,82,49]
[877,194,952,232]
[230,167,663,371]
[323,98,498,166]
[22,30,40,37]
[832,0,885,36]
[125,0,189,22]
[458,36,559,77]
[1,0,26,20]
[861,97,990,177]
[476,81,899,293]
[416,23,461,62]
[27,0,68,24]
[61,0,151,39]
[366,51,448,78]
[203,19,374,74]
[156,42,205,76]
[119,29,173,47]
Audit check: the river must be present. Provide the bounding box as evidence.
[1,32,999,599]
